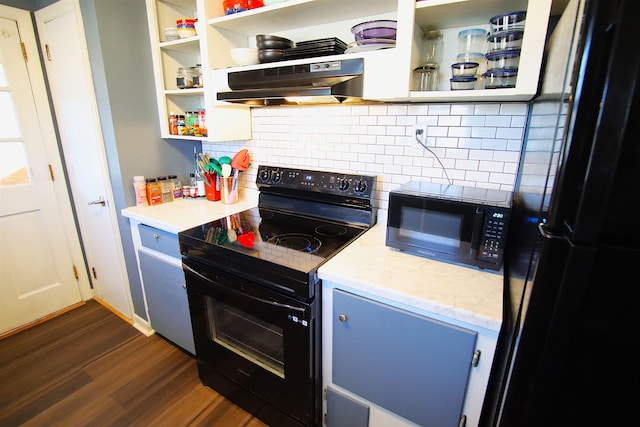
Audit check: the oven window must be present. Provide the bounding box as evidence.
[205,296,285,378]
[398,206,463,248]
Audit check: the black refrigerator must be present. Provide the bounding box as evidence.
[480,0,640,426]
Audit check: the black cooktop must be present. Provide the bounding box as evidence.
[181,206,366,268]
[179,165,376,299]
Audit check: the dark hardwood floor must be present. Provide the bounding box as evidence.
[0,300,268,427]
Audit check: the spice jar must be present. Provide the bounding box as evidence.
[177,67,194,89]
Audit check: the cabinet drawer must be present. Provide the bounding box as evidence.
[138,224,180,258]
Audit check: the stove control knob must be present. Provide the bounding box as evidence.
[338,179,350,191]
[353,179,368,193]
[271,170,282,183]
[258,168,270,182]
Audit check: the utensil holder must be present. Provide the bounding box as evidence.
[220,176,238,204]
[205,173,220,201]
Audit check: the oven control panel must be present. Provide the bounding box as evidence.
[256,165,375,198]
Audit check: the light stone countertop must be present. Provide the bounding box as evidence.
[122,197,503,332]
[318,221,504,333]
[121,189,259,233]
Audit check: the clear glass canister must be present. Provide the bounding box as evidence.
[191,64,203,88]
[422,30,443,65]
[413,64,439,91]
[177,67,194,89]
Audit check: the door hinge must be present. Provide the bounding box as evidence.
[472,350,481,367]
[20,42,27,62]
[48,164,55,181]
[72,265,79,279]
[45,43,52,61]
[92,267,97,279]
[459,414,467,427]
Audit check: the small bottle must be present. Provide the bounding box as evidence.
[189,173,198,198]
[197,107,207,137]
[133,176,148,207]
[169,112,178,135]
[168,175,182,199]
[146,178,162,205]
[157,176,174,203]
[177,114,186,135]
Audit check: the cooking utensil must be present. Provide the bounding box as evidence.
[221,163,232,177]
[230,149,250,171]
[209,159,223,175]
[219,156,232,165]
[237,231,255,248]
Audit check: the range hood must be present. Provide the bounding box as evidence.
[217,58,364,106]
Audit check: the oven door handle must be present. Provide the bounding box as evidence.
[182,263,307,315]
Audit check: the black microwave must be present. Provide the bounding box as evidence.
[386,182,512,270]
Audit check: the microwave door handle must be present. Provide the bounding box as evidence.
[471,208,485,250]
[182,263,306,315]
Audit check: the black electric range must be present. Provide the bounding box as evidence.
[178,165,376,427]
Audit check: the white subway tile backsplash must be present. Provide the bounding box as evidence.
[203,102,530,210]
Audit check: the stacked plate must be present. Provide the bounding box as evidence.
[282,38,347,60]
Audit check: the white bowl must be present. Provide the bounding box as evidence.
[230,48,259,66]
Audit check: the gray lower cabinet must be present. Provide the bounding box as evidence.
[332,289,477,427]
[138,251,195,354]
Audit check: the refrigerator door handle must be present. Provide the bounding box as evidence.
[538,222,566,240]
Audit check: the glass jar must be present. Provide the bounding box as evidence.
[413,64,439,91]
[422,30,443,65]
[177,67,194,89]
[191,64,203,88]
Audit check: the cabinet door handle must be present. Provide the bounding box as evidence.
[338,314,348,322]
[153,233,160,239]
[182,283,186,289]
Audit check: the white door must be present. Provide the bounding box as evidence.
[0,6,91,335]
[34,0,133,319]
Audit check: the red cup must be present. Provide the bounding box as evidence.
[204,173,220,201]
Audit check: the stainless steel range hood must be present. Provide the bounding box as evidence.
[217,58,364,106]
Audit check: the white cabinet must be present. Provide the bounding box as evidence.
[322,282,498,427]
[206,0,557,105]
[145,0,251,141]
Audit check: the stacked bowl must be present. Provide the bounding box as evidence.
[450,28,487,90]
[256,34,294,63]
[483,11,525,89]
[348,19,397,52]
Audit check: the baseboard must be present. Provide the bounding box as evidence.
[132,313,155,337]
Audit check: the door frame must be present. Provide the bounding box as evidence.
[34,0,133,320]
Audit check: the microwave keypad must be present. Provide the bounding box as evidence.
[479,217,506,262]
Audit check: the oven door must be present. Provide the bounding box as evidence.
[182,259,317,426]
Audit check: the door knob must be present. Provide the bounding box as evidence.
[338,314,348,322]
[88,196,106,206]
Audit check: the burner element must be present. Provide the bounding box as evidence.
[268,233,322,253]
[315,224,347,237]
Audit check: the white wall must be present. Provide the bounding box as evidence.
[203,101,528,210]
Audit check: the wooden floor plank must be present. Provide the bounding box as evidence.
[0,300,268,427]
